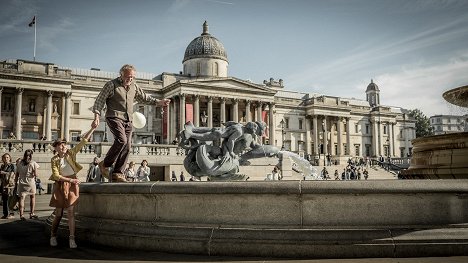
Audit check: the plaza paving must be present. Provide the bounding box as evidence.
[0,191,466,263]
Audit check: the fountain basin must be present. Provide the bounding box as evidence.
[47,180,468,258]
[400,132,468,179]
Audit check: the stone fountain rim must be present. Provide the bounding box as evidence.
[442,85,468,108]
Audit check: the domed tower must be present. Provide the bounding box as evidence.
[182,21,228,77]
[366,79,380,107]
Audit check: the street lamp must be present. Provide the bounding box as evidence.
[103,122,108,142]
[280,119,285,150]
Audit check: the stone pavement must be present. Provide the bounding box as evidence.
[1,194,467,263]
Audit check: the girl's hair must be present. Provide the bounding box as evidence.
[22,149,33,165]
[1,153,11,163]
[141,160,147,166]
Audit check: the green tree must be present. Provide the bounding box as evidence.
[409,109,434,138]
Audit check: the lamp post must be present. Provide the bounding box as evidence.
[280,119,285,150]
[103,122,108,142]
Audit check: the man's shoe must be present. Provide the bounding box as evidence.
[112,173,127,183]
[99,161,109,179]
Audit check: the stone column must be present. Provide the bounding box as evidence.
[256,102,263,122]
[313,115,318,155]
[268,102,275,145]
[220,97,226,124]
[207,96,213,128]
[179,94,186,131]
[378,121,383,156]
[371,120,377,157]
[45,90,53,140]
[63,92,72,141]
[232,98,239,122]
[14,88,24,139]
[346,117,351,155]
[193,95,200,127]
[169,97,176,142]
[337,117,342,156]
[322,116,328,155]
[245,100,251,122]
[163,100,171,144]
[391,123,396,157]
[0,87,3,137]
[330,118,335,155]
[305,116,311,155]
[387,123,391,157]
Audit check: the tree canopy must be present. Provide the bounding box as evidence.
[409,109,434,138]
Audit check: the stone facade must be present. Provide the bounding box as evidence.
[0,22,416,168]
[430,114,467,135]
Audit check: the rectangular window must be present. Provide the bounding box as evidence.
[355,124,359,133]
[70,131,81,142]
[400,148,405,157]
[343,144,347,155]
[299,119,303,130]
[2,96,12,111]
[72,102,80,115]
[365,144,371,156]
[383,125,387,134]
[354,144,360,156]
[285,118,289,129]
[366,124,369,134]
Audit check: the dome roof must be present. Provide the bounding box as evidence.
[366,79,380,92]
[183,21,228,63]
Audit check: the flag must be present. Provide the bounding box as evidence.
[28,16,36,27]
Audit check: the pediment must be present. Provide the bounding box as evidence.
[164,77,277,96]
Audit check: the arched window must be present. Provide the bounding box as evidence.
[214,62,219,76]
[196,62,201,76]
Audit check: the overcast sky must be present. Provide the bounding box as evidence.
[1,0,468,117]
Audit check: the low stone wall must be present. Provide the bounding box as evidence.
[47,180,468,258]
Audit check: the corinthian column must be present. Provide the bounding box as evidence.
[15,88,24,139]
[63,92,72,141]
[245,100,251,122]
[45,90,53,140]
[268,102,275,144]
[232,98,239,122]
[179,94,186,131]
[193,95,200,127]
[305,116,311,155]
[256,102,263,122]
[207,96,213,128]
[220,97,226,124]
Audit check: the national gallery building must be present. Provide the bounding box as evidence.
[0,22,415,163]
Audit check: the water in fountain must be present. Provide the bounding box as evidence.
[279,151,321,180]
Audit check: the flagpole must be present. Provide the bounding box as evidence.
[33,15,37,61]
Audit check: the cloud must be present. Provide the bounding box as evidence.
[0,0,38,35]
[286,13,468,91]
[368,52,468,117]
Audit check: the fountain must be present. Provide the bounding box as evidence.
[47,116,468,258]
[401,85,468,179]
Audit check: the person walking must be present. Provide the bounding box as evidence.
[0,153,16,219]
[180,171,185,182]
[86,157,101,182]
[49,126,95,249]
[136,160,150,182]
[171,171,177,181]
[91,64,170,182]
[15,149,40,220]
